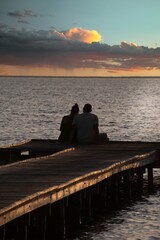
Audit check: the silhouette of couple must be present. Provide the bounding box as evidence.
[58,103,109,144]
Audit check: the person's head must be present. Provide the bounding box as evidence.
[71,103,79,115]
[83,103,92,113]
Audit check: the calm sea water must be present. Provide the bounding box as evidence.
[0,76,160,239]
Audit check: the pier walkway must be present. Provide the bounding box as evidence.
[0,140,160,239]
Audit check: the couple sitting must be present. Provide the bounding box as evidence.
[58,103,109,144]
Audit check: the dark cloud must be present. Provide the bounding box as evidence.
[23,9,38,17]
[8,9,39,18]
[8,11,24,18]
[0,28,160,71]
[0,24,16,32]
[0,24,10,29]
[7,10,39,24]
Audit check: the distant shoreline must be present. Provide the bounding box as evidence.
[0,75,160,78]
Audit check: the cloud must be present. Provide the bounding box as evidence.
[0,24,10,29]
[61,27,102,43]
[7,10,39,24]
[23,9,38,17]
[0,28,160,73]
[8,11,24,18]
[8,9,38,18]
[121,41,139,48]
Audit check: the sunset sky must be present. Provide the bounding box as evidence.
[1,0,160,76]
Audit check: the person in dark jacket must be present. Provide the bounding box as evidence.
[58,103,79,143]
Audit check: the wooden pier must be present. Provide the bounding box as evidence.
[0,140,160,239]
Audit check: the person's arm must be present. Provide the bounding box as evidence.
[94,124,99,142]
[93,115,99,143]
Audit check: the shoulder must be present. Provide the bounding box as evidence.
[62,114,72,123]
[90,113,98,119]
[72,113,83,124]
[62,115,69,120]
[63,114,70,119]
[90,113,99,124]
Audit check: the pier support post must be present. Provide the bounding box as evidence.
[27,205,48,240]
[98,180,108,211]
[136,167,144,195]
[0,225,5,240]
[147,166,153,192]
[90,184,101,218]
[45,200,65,240]
[110,174,120,208]
[65,192,82,239]
[81,188,92,224]
[2,215,28,240]
[123,170,132,201]
[105,178,112,212]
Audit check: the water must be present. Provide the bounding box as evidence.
[0,76,160,239]
[76,191,160,240]
[0,77,160,146]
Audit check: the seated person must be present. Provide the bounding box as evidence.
[71,103,99,144]
[58,103,79,143]
[71,103,109,144]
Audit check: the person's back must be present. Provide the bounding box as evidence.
[72,104,99,144]
[58,114,74,143]
[58,104,79,143]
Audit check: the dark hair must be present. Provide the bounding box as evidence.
[71,103,79,114]
[83,103,92,113]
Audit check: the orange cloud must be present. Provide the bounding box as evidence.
[62,27,102,43]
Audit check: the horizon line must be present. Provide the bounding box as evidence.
[0,75,160,78]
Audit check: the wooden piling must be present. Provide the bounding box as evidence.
[46,200,65,240]
[110,174,120,208]
[147,166,154,192]
[81,188,92,224]
[97,180,108,212]
[123,170,132,201]
[65,192,82,239]
[27,205,49,240]
[136,167,144,195]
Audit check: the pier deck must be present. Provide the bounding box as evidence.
[0,140,160,227]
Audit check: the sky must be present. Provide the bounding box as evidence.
[1,0,160,76]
